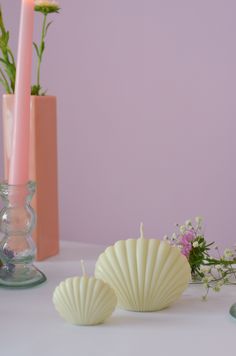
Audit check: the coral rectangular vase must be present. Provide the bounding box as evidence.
[2,94,59,260]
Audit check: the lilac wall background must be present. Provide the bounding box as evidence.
[0,0,236,248]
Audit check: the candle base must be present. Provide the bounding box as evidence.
[0,181,46,288]
[0,264,46,288]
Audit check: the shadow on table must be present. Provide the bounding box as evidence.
[105,291,232,328]
[106,307,195,328]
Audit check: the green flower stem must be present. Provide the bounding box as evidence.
[7,47,15,67]
[36,13,47,90]
[203,259,236,266]
[0,67,10,93]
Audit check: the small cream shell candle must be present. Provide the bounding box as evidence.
[53,261,117,325]
[95,224,191,312]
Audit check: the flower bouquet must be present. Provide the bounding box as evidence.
[165,217,236,299]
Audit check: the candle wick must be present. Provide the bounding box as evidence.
[81,260,87,276]
[140,222,144,239]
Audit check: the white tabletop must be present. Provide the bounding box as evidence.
[1,241,236,356]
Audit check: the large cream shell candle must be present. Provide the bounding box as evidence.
[53,273,117,325]
[95,225,191,312]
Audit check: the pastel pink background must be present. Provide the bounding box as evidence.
[0,0,235,248]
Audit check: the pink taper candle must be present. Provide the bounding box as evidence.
[9,0,34,185]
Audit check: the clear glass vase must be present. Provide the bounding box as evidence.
[0,181,46,288]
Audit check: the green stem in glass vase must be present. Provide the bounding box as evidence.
[32,2,60,96]
[0,67,11,93]
[0,6,16,93]
[37,13,47,89]
[32,13,47,96]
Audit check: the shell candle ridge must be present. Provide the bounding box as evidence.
[95,225,191,312]
[53,261,117,326]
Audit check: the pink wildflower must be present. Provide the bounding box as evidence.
[179,230,194,257]
[182,230,195,243]
[181,243,192,257]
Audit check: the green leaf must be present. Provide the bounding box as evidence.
[0,38,5,49]
[206,242,215,247]
[0,76,7,90]
[33,42,40,57]
[40,40,45,55]
[0,7,16,92]
[0,57,7,65]
[45,21,53,36]
[5,31,9,44]
[0,68,11,93]
[1,32,8,46]
[0,7,6,35]
[31,84,41,96]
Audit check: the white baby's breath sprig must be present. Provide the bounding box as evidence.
[223,248,234,258]
[195,216,203,225]
[185,219,192,227]
[179,225,186,234]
